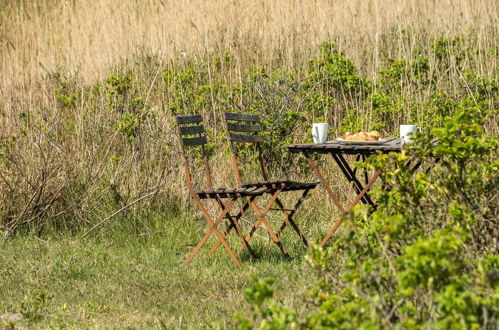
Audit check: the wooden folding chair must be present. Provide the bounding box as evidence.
[176,114,265,268]
[210,112,318,255]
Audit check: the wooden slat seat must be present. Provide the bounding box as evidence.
[240,180,319,192]
[195,187,266,199]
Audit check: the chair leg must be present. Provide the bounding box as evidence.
[208,197,256,258]
[240,190,289,256]
[270,189,310,248]
[183,198,242,268]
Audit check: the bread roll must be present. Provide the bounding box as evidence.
[341,131,381,141]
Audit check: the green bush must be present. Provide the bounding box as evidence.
[235,107,498,329]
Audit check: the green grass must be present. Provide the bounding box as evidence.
[0,208,324,328]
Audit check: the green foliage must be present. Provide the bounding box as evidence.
[243,277,275,307]
[20,290,52,321]
[105,74,135,114]
[116,113,141,141]
[235,277,298,330]
[367,91,404,132]
[377,58,409,93]
[397,229,465,294]
[49,69,81,108]
[236,107,499,329]
[129,97,146,113]
[306,42,370,96]
[163,67,201,116]
[54,88,80,107]
[377,56,433,93]
[432,36,466,64]
[303,42,370,124]
[106,74,132,96]
[463,70,499,98]
[423,91,459,127]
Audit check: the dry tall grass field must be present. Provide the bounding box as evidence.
[0,0,497,233]
[2,0,498,89]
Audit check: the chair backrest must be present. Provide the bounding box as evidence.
[224,112,268,185]
[176,114,214,192]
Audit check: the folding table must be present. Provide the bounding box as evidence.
[287,138,406,247]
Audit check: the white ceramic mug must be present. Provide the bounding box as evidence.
[400,125,421,144]
[312,123,329,144]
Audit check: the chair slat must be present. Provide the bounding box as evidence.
[182,136,208,146]
[179,125,205,135]
[176,115,203,124]
[225,112,260,122]
[227,123,262,132]
[229,133,264,143]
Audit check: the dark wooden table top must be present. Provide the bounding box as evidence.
[286,137,402,155]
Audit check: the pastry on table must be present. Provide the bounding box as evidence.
[341,131,381,141]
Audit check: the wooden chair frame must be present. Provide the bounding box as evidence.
[210,112,317,255]
[176,114,265,268]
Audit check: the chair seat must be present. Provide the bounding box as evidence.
[241,180,319,192]
[195,186,265,199]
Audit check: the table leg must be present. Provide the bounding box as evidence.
[304,152,345,213]
[319,171,380,247]
[303,151,382,247]
[332,153,375,207]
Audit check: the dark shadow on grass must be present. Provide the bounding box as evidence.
[238,242,308,264]
[176,233,312,268]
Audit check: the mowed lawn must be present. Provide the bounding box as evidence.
[0,210,324,328]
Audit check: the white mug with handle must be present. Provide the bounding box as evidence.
[400,125,421,144]
[312,123,329,144]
